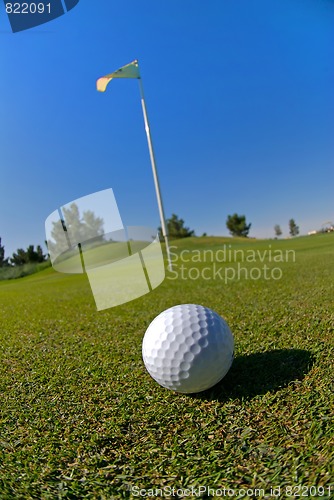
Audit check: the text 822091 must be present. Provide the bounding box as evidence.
[5,3,51,14]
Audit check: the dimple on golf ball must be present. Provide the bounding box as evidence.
[142,304,234,393]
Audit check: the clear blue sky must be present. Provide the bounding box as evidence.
[1,0,333,257]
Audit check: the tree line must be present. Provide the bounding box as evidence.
[161,213,300,238]
[0,238,47,268]
[0,207,301,270]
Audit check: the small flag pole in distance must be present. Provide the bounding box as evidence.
[97,60,173,271]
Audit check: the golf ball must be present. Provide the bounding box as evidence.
[142,304,234,393]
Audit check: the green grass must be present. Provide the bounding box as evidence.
[0,234,333,498]
[0,261,51,281]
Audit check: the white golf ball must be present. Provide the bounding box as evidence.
[142,304,234,393]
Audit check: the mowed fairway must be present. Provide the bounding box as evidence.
[0,234,333,498]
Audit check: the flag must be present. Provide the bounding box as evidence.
[97,60,140,92]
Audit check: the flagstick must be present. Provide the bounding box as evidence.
[138,77,173,271]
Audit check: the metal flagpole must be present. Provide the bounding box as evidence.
[137,76,173,271]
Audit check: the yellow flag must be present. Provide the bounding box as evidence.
[97,60,140,92]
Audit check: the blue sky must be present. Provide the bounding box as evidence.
[1,0,333,257]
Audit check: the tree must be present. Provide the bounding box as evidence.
[274,224,282,238]
[0,238,9,267]
[26,245,46,263]
[159,214,195,240]
[10,245,47,266]
[289,219,299,237]
[10,248,28,266]
[226,213,251,237]
[47,203,105,255]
